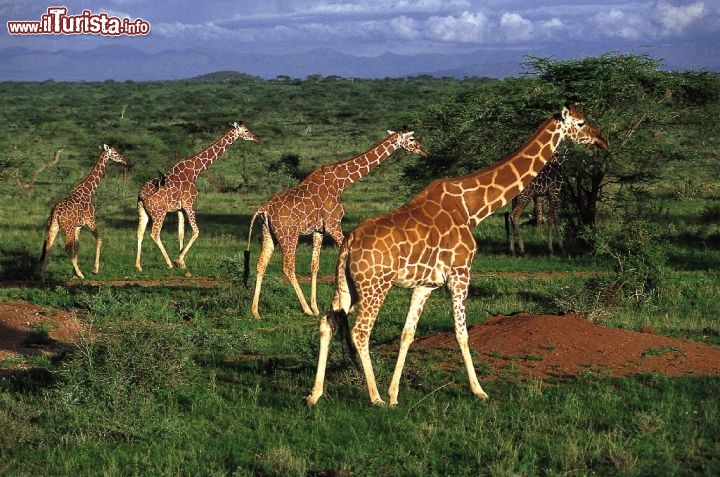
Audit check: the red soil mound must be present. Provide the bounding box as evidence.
[411,312,720,379]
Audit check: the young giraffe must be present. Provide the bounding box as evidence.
[244,130,427,319]
[307,104,608,407]
[135,122,260,272]
[507,151,569,255]
[41,145,127,279]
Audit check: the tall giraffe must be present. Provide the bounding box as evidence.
[507,151,569,255]
[244,130,427,319]
[41,145,127,279]
[135,122,259,272]
[307,104,608,407]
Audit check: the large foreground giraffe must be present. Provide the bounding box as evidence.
[307,104,608,407]
[135,122,259,271]
[244,130,427,319]
[41,145,126,279]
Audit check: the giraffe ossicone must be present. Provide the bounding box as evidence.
[135,121,260,272]
[41,145,127,279]
[244,129,427,319]
[306,103,608,407]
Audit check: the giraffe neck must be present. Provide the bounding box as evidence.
[452,117,565,228]
[330,135,399,191]
[183,129,241,182]
[74,152,110,197]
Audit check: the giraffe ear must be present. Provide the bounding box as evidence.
[103,144,110,152]
[388,130,396,135]
[560,106,571,123]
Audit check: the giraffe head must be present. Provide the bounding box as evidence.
[388,129,428,157]
[231,121,261,144]
[557,103,609,150]
[101,144,127,165]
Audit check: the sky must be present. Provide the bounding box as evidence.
[1,0,719,80]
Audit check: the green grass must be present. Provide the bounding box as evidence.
[1,75,719,475]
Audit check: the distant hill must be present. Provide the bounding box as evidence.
[180,71,262,83]
[0,41,716,82]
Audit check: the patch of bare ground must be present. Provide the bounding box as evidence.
[0,301,89,378]
[410,312,720,379]
[3,297,719,382]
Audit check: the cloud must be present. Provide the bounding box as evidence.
[426,11,491,42]
[387,16,423,40]
[590,1,710,41]
[651,0,706,35]
[499,13,534,42]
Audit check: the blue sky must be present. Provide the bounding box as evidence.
[2,1,718,79]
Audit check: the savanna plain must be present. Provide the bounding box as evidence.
[1,57,720,476]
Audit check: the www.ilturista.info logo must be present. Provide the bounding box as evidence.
[7,7,150,36]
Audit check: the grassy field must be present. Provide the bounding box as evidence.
[1,72,719,475]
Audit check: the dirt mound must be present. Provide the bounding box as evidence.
[3,301,720,382]
[412,312,720,379]
[0,302,89,376]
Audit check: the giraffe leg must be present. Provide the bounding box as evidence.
[306,237,355,407]
[135,202,149,272]
[88,226,102,274]
[388,286,434,406]
[448,271,489,400]
[306,311,336,407]
[68,226,85,279]
[509,206,526,256]
[309,232,323,316]
[547,198,564,255]
[281,240,315,316]
[149,212,174,269]
[352,285,392,405]
[175,208,199,268]
[251,225,275,319]
[41,216,60,278]
[177,211,185,251]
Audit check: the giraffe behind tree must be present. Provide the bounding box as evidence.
[306,104,608,407]
[244,129,427,319]
[507,150,569,255]
[135,122,260,272]
[41,145,126,279]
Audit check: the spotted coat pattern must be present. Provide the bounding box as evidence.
[306,104,609,407]
[508,151,569,255]
[245,130,427,319]
[135,122,259,271]
[41,145,126,279]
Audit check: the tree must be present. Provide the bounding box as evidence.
[406,54,715,236]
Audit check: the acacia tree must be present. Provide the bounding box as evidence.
[406,54,712,232]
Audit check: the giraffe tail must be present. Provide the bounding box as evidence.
[327,234,359,368]
[40,240,47,265]
[504,211,511,248]
[40,210,56,269]
[328,307,359,369]
[243,210,261,288]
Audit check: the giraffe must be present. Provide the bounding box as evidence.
[507,150,569,255]
[40,145,127,279]
[306,104,608,407]
[244,129,427,319]
[135,122,260,272]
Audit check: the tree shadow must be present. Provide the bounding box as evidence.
[0,245,43,281]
